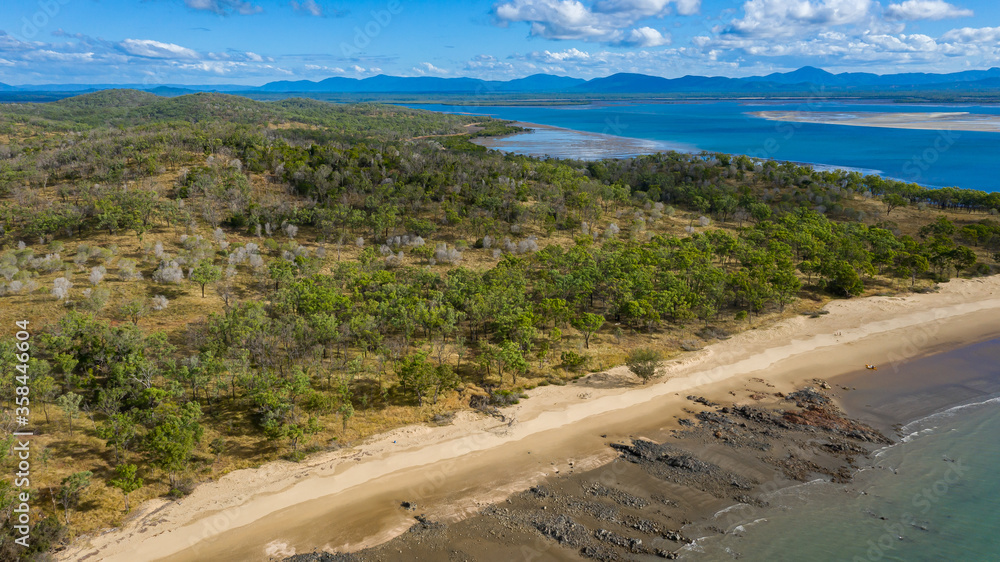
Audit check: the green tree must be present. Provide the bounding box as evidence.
[951,246,977,275]
[190,259,222,298]
[823,260,865,297]
[56,392,83,435]
[119,298,149,326]
[497,340,528,386]
[58,471,92,525]
[145,402,204,489]
[570,312,605,349]
[268,259,296,291]
[896,252,930,287]
[338,401,354,433]
[536,298,571,332]
[96,412,138,464]
[883,193,908,215]
[33,373,57,424]
[918,215,955,239]
[625,348,663,384]
[108,464,143,514]
[398,352,436,406]
[768,260,801,312]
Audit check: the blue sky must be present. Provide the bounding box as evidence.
[0,0,997,85]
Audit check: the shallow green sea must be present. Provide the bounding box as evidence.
[685,341,1000,562]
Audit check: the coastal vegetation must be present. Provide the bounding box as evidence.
[0,90,997,557]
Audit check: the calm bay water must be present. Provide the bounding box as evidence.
[684,338,1000,562]
[410,101,1000,192]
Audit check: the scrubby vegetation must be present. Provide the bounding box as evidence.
[0,90,997,556]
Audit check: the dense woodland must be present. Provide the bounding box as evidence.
[0,90,998,558]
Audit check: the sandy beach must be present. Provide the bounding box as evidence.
[750,110,1000,132]
[57,275,1000,562]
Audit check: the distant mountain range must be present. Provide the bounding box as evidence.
[5,67,1000,96]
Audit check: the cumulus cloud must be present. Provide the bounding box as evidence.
[464,54,518,76]
[941,26,1000,43]
[726,0,874,37]
[0,29,293,85]
[593,0,699,17]
[178,60,239,73]
[618,26,670,47]
[290,0,323,16]
[493,0,697,45]
[885,0,972,21]
[521,47,593,63]
[184,0,262,16]
[119,39,199,59]
[412,62,449,75]
[305,64,346,73]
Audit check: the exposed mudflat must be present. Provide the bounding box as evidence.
[750,110,1000,132]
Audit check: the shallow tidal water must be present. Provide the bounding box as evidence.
[684,340,1000,562]
[409,101,1000,191]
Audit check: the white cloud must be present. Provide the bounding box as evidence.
[184,0,262,16]
[493,0,697,45]
[689,0,981,69]
[119,39,199,59]
[290,0,323,16]
[518,48,593,63]
[464,54,518,76]
[24,50,96,63]
[885,0,972,21]
[941,25,1000,43]
[305,64,345,73]
[727,0,874,37]
[593,0,699,17]
[177,60,240,73]
[412,62,449,75]
[619,26,670,47]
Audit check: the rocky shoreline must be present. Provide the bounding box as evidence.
[285,384,891,561]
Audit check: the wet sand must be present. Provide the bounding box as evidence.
[288,339,1000,561]
[310,387,891,561]
[751,110,1000,132]
[470,121,696,160]
[57,276,1000,562]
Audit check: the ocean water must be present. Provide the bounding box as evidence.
[681,339,1000,562]
[409,101,1000,192]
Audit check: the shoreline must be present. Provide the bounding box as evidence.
[306,336,1000,561]
[469,120,698,160]
[57,276,1000,561]
[750,110,1000,132]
